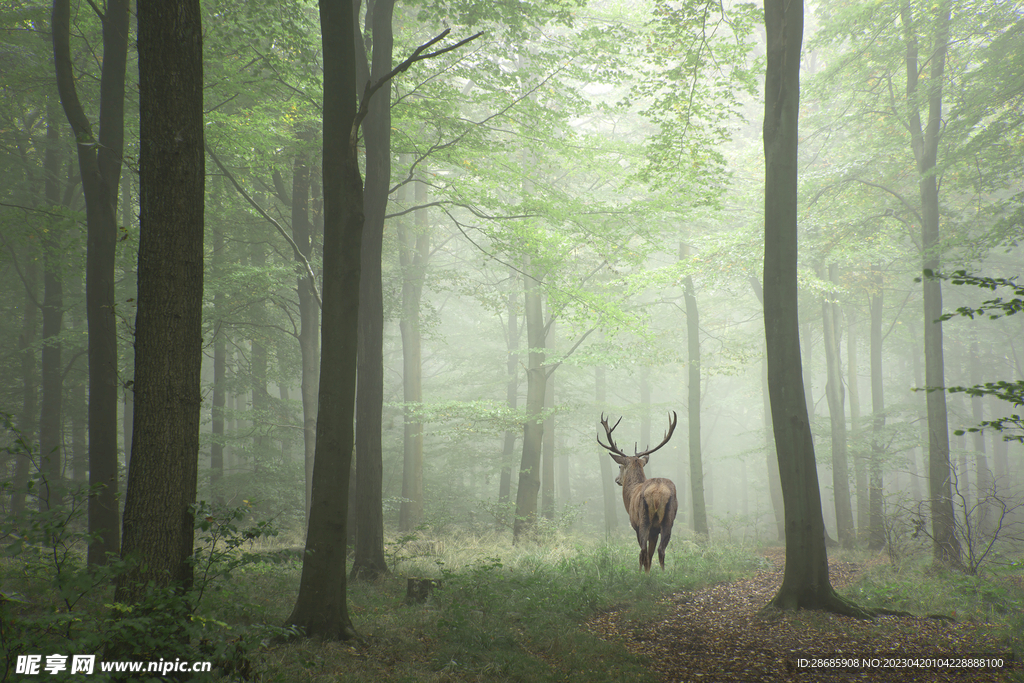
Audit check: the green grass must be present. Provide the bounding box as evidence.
[249,531,763,682]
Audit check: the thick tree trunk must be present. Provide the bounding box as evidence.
[869,266,885,550]
[116,0,204,602]
[53,0,129,565]
[513,256,545,544]
[763,0,864,615]
[398,175,428,530]
[351,0,395,581]
[683,272,708,537]
[285,0,361,640]
[821,265,854,548]
[901,0,961,568]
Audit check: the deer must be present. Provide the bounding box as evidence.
[598,412,678,572]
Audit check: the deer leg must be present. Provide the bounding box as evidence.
[646,528,660,573]
[637,525,651,572]
[657,524,672,569]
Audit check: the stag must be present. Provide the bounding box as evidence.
[598,412,678,572]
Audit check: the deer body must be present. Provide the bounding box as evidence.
[599,412,678,572]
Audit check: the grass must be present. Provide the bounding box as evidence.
[236,530,763,682]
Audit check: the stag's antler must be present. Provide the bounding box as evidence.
[635,411,678,458]
[597,413,628,457]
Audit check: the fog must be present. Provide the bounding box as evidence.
[2,0,1023,675]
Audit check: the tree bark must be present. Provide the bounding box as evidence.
[763,0,864,615]
[285,0,361,640]
[53,0,129,565]
[116,0,204,602]
[901,0,961,568]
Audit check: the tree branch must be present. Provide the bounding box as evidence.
[205,141,322,310]
[351,29,483,147]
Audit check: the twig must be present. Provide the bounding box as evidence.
[204,141,322,310]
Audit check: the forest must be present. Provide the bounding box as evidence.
[1,0,1023,680]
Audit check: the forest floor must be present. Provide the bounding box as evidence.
[587,548,1020,682]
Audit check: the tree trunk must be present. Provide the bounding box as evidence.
[821,264,854,548]
[39,94,65,509]
[53,0,129,565]
[541,322,556,521]
[285,0,361,640]
[291,135,320,526]
[596,364,618,537]
[13,256,38,515]
[763,0,864,615]
[513,256,545,543]
[683,271,708,537]
[211,227,226,504]
[847,304,867,540]
[351,0,395,581]
[750,277,785,541]
[398,173,428,531]
[498,269,519,510]
[868,265,885,550]
[968,341,993,535]
[901,0,961,568]
[116,0,204,602]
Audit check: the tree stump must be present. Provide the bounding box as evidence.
[405,578,438,604]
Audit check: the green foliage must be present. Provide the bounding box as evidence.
[1,425,289,682]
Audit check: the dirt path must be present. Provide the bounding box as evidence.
[588,549,1018,682]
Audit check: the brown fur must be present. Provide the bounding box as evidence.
[616,457,678,572]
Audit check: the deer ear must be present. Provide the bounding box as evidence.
[639,454,650,465]
[607,451,629,466]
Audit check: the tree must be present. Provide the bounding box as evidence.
[900,0,962,568]
[820,264,855,547]
[52,0,129,566]
[115,0,204,602]
[285,0,362,641]
[762,0,866,616]
[351,0,396,581]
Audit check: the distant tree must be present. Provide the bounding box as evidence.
[900,0,962,569]
[52,0,129,566]
[115,0,204,602]
[762,0,866,616]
